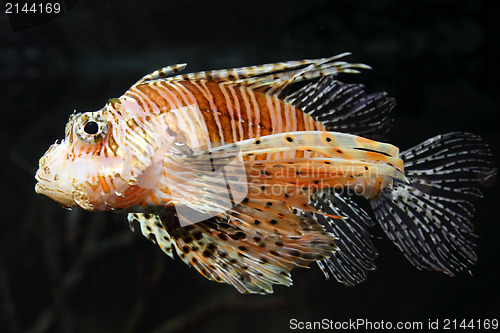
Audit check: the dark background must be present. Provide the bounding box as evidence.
[1,0,499,332]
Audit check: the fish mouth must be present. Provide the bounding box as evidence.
[34,151,76,207]
[34,165,48,194]
[34,178,75,208]
[34,179,43,194]
[34,155,52,193]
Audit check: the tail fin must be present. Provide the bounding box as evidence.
[370,132,496,275]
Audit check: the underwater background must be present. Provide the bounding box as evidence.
[1,0,499,332]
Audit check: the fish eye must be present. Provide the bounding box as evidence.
[84,121,99,135]
[75,112,109,144]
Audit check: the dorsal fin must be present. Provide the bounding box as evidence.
[133,53,369,92]
[286,76,395,139]
[133,63,187,85]
[132,55,392,139]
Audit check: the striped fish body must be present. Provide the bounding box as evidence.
[115,79,404,210]
[35,55,495,294]
[127,80,326,146]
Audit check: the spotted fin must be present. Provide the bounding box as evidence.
[286,77,395,139]
[370,132,496,275]
[128,213,175,259]
[186,131,403,170]
[159,213,336,294]
[181,131,407,187]
[160,130,407,223]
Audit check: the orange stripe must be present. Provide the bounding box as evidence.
[97,174,110,193]
[227,85,248,141]
[180,81,223,145]
[205,83,236,143]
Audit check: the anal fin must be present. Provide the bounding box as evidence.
[312,190,378,285]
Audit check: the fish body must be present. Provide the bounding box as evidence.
[35,54,495,293]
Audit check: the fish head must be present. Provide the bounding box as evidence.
[35,103,140,210]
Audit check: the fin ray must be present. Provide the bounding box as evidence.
[158,211,336,294]
[370,132,495,275]
[312,191,378,285]
[286,77,395,139]
[133,53,369,93]
[128,213,175,259]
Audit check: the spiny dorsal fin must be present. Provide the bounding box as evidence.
[133,53,369,93]
[133,63,187,85]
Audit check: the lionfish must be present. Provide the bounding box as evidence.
[35,53,495,294]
